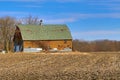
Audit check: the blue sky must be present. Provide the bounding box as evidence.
[0,0,120,41]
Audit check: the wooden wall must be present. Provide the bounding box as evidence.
[23,40,72,50]
[49,40,72,50]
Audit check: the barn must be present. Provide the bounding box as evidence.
[13,24,72,52]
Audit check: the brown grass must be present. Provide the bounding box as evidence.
[0,52,119,80]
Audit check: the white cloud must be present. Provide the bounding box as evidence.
[42,12,120,23]
[87,0,120,3]
[87,0,120,11]
[21,5,42,8]
[38,13,120,23]
[84,13,120,18]
[55,0,80,2]
[1,11,120,23]
[0,0,81,2]
[43,18,76,24]
[72,30,120,37]
[0,0,80,2]
[72,30,120,40]
[0,0,43,2]
[0,11,27,15]
[0,11,29,18]
[63,13,120,20]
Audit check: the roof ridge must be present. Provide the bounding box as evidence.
[18,24,67,26]
[43,24,66,25]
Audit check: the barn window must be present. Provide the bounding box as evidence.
[58,45,60,47]
[67,45,69,47]
[64,40,67,44]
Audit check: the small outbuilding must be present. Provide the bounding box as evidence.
[13,24,72,52]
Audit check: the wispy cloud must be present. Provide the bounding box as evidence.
[55,0,80,2]
[0,0,80,2]
[36,12,120,24]
[61,13,120,20]
[82,13,120,18]
[87,0,120,3]
[37,13,120,23]
[44,18,76,24]
[0,11,28,17]
[20,5,42,8]
[0,0,37,2]
[77,30,120,36]
[87,0,120,11]
[0,0,44,2]
[1,11,120,23]
[72,30,120,40]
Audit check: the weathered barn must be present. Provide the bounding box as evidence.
[13,24,72,52]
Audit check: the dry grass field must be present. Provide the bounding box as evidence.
[0,52,119,80]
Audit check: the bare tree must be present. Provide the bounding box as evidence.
[0,16,16,52]
[17,15,40,25]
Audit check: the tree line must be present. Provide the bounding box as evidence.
[73,39,120,52]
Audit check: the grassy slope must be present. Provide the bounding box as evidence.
[0,52,119,80]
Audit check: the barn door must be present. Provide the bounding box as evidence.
[13,26,23,52]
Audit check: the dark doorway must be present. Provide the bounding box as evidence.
[13,25,23,52]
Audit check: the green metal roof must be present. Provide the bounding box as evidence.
[18,24,72,40]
